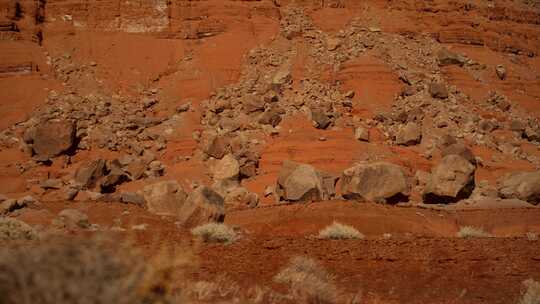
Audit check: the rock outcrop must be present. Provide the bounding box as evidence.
[423,155,476,204]
[341,162,409,203]
[276,160,337,202]
[498,171,540,205]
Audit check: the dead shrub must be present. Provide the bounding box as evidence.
[0,217,39,241]
[274,256,338,304]
[318,222,364,240]
[519,279,540,304]
[0,236,190,304]
[191,223,237,243]
[457,226,492,239]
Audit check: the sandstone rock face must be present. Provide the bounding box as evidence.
[437,48,466,66]
[441,143,476,166]
[396,122,422,146]
[28,120,76,161]
[354,126,369,142]
[341,162,409,203]
[178,186,225,226]
[141,181,188,217]
[213,154,240,181]
[498,171,540,205]
[311,108,333,129]
[75,159,107,189]
[423,155,476,204]
[276,160,336,202]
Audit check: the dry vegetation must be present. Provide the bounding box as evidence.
[526,232,538,241]
[0,217,39,241]
[318,222,364,240]
[457,226,493,239]
[274,256,339,304]
[519,279,540,304]
[191,223,237,243]
[0,236,190,304]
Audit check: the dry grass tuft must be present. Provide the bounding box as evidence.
[191,223,237,243]
[318,222,364,240]
[457,226,492,239]
[0,217,39,241]
[526,232,538,241]
[519,279,540,304]
[0,236,191,304]
[274,256,338,304]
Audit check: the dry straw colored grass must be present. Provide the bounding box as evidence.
[519,279,540,304]
[526,232,538,241]
[274,256,338,304]
[191,223,237,243]
[0,236,191,304]
[457,226,492,239]
[0,217,39,241]
[318,222,365,240]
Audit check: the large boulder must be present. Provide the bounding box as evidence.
[341,162,409,203]
[276,160,335,202]
[141,181,189,217]
[26,119,76,161]
[498,171,540,205]
[441,142,476,166]
[423,155,476,203]
[178,186,225,226]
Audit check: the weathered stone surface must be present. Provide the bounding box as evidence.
[224,187,259,209]
[205,136,231,159]
[354,126,369,142]
[259,106,283,127]
[75,159,106,189]
[29,119,76,161]
[40,179,63,190]
[311,109,333,130]
[396,122,422,146]
[437,48,466,66]
[120,192,146,206]
[498,171,540,205]
[141,181,189,217]
[423,155,476,204]
[276,160,326,202]
[272,68,292,90]
[441,143,476,166]
[213,154,240,181]
[0,199,23,215]
[341,162,409,203]
[178,186,225,226]
[429,83,448,99]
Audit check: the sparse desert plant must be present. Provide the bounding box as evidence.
[274,256,338,304]
[519,279,540,304]
[191,223,237,243]
[0,236,191,304]
[318,221,364,240]
[457,226,492,239]
[0,217,39,241]
[526,232,538,241]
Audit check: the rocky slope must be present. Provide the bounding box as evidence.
[0,0,539,303]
